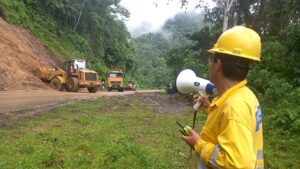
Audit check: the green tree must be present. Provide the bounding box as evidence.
[133,33,171,88]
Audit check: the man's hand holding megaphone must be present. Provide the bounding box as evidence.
[193,92,211,111]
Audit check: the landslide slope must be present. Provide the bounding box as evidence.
[0,17,58,91]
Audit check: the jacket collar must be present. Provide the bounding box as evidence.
[210,80,247,108]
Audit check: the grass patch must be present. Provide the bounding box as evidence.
[0,96,196,168]
[263,108,300,169]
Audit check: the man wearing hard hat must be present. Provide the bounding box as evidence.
[181,26,264,169]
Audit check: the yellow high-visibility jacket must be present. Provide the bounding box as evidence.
[193,80,264,169]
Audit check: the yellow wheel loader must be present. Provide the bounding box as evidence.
[34,59,100,93]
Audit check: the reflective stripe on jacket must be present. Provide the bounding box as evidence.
[193,80,264,169]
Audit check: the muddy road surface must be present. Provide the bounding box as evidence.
[0,89,138,127]
[0,89,137,113]
[0,90,192,127]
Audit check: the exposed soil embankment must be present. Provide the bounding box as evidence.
[0,17,58,91]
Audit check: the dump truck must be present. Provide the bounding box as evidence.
[106,70,124,92]
[34,59,100,93]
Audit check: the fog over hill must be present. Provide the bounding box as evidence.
[120,0,202,37]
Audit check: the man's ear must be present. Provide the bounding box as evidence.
[216,58,222,72]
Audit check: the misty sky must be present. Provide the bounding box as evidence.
[120,0,202,37]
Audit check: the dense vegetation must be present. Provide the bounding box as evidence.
[133,33,172,89]
[133,12,207,88]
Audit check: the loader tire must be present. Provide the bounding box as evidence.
[88,87,98,93]
[67,77,79,92]
[50,77,64,91]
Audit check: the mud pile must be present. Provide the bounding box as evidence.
[0,17,58,91]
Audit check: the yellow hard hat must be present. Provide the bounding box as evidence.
[208,26,261,61]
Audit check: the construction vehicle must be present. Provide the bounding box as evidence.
[106,70,124,92]
[34,59,100,93]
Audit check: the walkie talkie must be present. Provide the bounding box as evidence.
[176,121,191,136]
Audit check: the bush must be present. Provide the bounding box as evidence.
[248,68,292,103]
[263,87,300,131]
[0,0,28,24]
[249,67,299,131]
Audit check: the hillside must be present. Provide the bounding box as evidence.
[0,17,57,91]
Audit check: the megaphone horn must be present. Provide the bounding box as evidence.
[176,69,215,95]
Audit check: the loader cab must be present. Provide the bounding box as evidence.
[65,59,87,74]
[106,72,124,78]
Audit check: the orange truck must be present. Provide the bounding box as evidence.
[106,70,124,92]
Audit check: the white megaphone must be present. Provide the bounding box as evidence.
[176,69,215,95]
[176,69,217,110]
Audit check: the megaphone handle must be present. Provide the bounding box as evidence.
[193,102,201,110]
[193,92,206,110]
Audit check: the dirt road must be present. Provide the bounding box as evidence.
[0,89,192,127]
[0,89,141,127]
[0,89,136,113]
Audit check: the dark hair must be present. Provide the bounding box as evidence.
[214,53,253,81]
